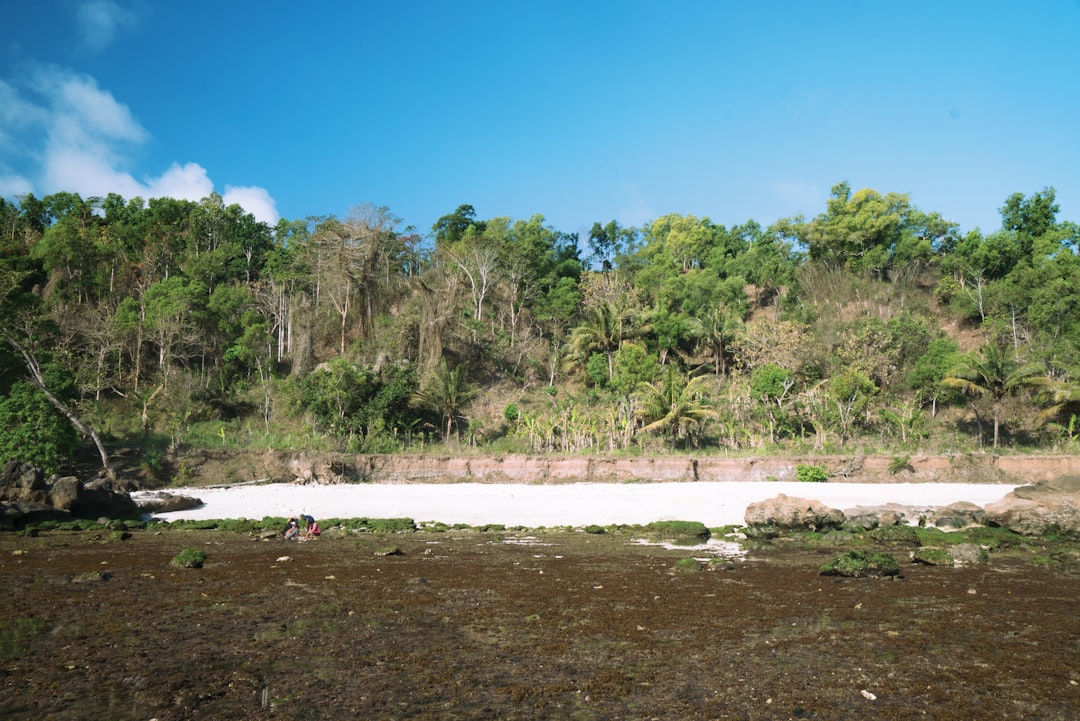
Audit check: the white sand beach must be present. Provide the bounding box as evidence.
[134,481,1019,528]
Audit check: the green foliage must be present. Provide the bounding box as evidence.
[3,183,1079,460]
[634,367,716,447]
[297,358,418,447]
[0,381,80,473]
[170,547,207,569]
[750,363,794,404]
[819,550,901,577]
[795,464,828,483]
[411,358,480,443]
[610,342,659,395]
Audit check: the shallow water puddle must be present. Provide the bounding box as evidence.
[634,537,748,560]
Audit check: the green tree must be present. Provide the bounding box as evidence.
[432,204,486,246]
[907,337,962,417]
[0,380,80,473]
[828,369,878,446]
[0,262,113,475]
[775,181,953,278]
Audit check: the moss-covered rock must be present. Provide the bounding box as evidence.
[820,550,901,578]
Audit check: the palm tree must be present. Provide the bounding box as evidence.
[634,366,717,447]
[942,342,1049,448]
[411,357,480,444]
[1037,363,1080,429]
[566,302,624,380]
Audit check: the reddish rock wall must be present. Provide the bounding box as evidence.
[174,449,1080,487]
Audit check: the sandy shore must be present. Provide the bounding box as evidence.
[133,480,1019,528]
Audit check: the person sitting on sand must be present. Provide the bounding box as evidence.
[301,515,321,540]
[283,518,300,541]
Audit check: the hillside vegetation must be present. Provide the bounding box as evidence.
[1,183,1079,477]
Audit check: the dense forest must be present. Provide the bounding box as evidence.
[1,183,1079,476]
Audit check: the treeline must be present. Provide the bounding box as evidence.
[1,183,1078,474]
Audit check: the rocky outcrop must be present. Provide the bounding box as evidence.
[0,460,138,524]
[744,494,845,538]
[984,476,1080,537]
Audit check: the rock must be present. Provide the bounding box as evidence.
[0,460,50,504]
[744,494,845,539]
[930,502,986,530]
[913,542,987,566]
[72,484,138,519]
[134,491,204,514]
[984,476,1080,537]
[878,511,902,527]
[844,514,881,531]
[48,476,81,510]
[869,524,921,548]
[0,459,137,523]
[949,543,987,566]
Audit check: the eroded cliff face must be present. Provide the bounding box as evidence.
[165,450,1080,487]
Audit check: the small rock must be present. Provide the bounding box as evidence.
[276,556,292,562]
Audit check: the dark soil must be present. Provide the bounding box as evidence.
[2,528,1079,720]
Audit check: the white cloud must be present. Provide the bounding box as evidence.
[224,185,280,225]
[146,162,215,201]
[76,0,136,53]
[51,71,147,144]
[0,174,34,197]
[0,65,279,224]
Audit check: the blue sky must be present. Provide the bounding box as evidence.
[2,1,1078,239]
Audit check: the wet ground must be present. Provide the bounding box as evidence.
[2,527,1079,720]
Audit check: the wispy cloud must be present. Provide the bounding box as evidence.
[0,65,279,225]
[76,0,136,53]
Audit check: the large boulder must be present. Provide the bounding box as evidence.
[984,476,1080,537]
[0,460,138,523]
[744,493,845,539]
[929,501,986,530]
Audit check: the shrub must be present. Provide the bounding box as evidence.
[820,550,900,578]
[888,455,913,474]
[170,547,207,569]
[795,464,829,483]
